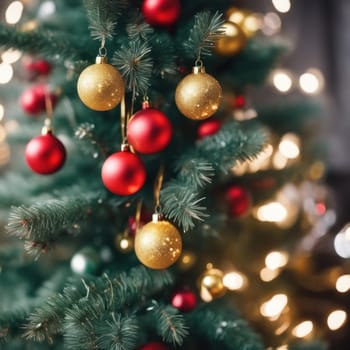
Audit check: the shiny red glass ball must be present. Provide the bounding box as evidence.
[171,289,197,312]
[141,0,180,27]
[20,84,56,115]
[25,133,66,174]
[139,342,168,350]
[225,185,251,217]
[197,119,222,139]
[127,106,172,154]
[101,150,146,196]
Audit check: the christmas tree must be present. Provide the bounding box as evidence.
[0,0,344,349]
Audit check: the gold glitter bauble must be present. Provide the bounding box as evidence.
[199,268,226,301]
[226,7,262,38]
[134,215,182,270]
[215,22,247,56]
[77,56,124,111]
[175,66,222,120]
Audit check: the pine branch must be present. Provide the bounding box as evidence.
[126,14,154,41]
[82,0,127,41]
[0,24,85,61]
[187,300,264,350]
[23,267,174,344]
[185,11,224,59]
[112,40,153,95]
[149,304,188,346]
[195,121,266,173]
[7,193,101,242]
[161,180,208,232]
[176,158,215,189]
[95,313,139,350]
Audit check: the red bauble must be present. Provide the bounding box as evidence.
[127,102,172,154]
[25,132,66,174]
[20,84,56,115]
[139,342,168,350]
[225,185,251,217]
[197,119,222,139]
[234,95,246,109]
[171,290,197,312]
[141,0,180,27]
[101,147,146,196]
[24,57,52,75]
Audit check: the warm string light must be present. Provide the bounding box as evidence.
[223,271,247,291]
[299,69,324,95]
[292,320,313,338]
[271,69,294,93]
[272,0,291,13]
[336,274,350,293]
[260,294,288,320]
[0,63,14,84]
[5,1,24,24]
[262,12,282,36]
[327,310,347,331]
[1,49,22,64]
[334,224,350,258]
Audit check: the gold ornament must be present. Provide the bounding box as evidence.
[175,66,222,120]
[199,268,226,302]
[77,56,124,111]
[226,7,262,38]
[134,214,182,270]
[215,22,247,56]
[115,232,134,253]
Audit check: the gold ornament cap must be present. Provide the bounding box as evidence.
[95,55,108,64]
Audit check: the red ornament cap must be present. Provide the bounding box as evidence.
[127,102,172,154]
[139,342,169,350]
[171,289,197,312]
[225,185,251,217]
[25,132,66,174]
[101,147,146,196]
[141,0,180,27]
[197,119,222,139]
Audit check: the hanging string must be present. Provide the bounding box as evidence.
[42,88,53,134]
[99,35,107,57]
[135,199,143,232]
[154,165,164,213]
[120,95,127,143]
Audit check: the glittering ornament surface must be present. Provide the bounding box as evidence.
[175,66,222,120]
[77,57,124,111]
[134,219,182,269]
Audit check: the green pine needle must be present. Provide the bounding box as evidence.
[7,194,100,242]
[176,158,215,189]
[185,11,224,59]
[161,181,208,232]
[150,304,188,346]
[112,40,153,95]
[95,314,139,350]
[82,0,127,41]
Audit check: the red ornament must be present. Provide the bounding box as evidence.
[139,342,168,350]
[171,290,197,312]
[23,57,52,75]
[233,95,246,109]
[25,132,66,174]
[127,101,172,154]
[101,146,146,196]
[225,185,251,217]
[197,119,222,139]
[141,0,180,27]
[20,84,56,115]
